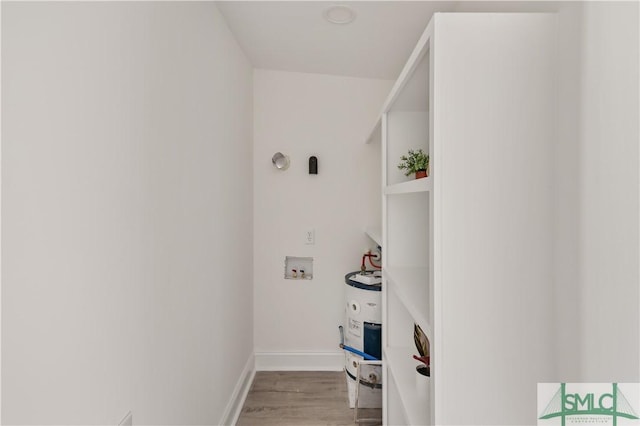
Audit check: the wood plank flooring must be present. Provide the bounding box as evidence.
[236,371,382,425]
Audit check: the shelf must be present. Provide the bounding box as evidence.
[365,227,382,246]
[388,53,429,112]
[365,117,382,144]
[384,177,432,195]
[384,267,431,337]
[385,346,431,426]
[378,19,433,116]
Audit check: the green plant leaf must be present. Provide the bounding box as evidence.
[413,323,429,357]
[398,148,429,176]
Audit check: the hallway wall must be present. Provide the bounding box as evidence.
[252,69,392,369]
[1,2,253,424]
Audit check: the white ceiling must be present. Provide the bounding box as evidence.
[216,1,459,81]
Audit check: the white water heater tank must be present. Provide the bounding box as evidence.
[343,271,382,409]
[344,271,382,353]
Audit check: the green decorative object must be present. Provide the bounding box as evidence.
[398,149,429,178]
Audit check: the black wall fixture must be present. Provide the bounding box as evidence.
[309,156,318,175]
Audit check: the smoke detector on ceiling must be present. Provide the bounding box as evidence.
[323,5,356,25]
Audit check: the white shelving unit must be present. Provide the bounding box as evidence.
[379,16,433,425]
[383,178,432,195]
[385,346,431,426]
[365,227,382,247]
[368,12,557,426]
[384,267,430,337]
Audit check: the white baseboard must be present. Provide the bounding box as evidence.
[219,353,256,426]
[255,352,344,371]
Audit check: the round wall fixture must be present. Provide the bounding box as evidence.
[272,152,290,170]
[323,5,356,25]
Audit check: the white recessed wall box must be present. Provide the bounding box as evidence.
[284,256,313,280]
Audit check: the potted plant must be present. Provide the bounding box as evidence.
[413,323,430,377]
[398,149,429,179]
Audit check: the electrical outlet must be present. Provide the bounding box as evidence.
[305,229,315,245]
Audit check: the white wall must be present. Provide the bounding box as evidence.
[578,0,639,381]
[252,70,391,369]
[553,1,585,383]
[551,0,640,385]
[454,0,639,384]
[2,2,253,424]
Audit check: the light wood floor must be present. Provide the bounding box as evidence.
[236,371,382,425]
